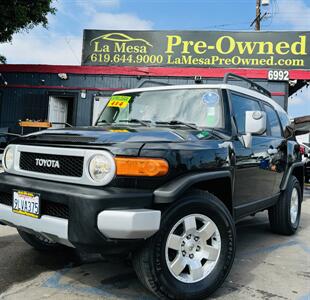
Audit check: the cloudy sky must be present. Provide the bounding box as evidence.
[0,0,309,117]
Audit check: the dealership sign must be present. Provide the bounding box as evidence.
[82,30,310,69]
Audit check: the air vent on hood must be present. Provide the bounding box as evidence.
[31,134,97,143]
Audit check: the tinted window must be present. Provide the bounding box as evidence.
[263,104,282,137]
[277,109,291,131]
[231,93,261,134]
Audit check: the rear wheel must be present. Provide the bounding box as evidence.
[268,176,302,235]
[18,229,63,251]
[133,190,236,300]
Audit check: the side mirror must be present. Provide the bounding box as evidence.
[242,111,266,148]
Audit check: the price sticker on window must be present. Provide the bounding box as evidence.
[107,95,131,108]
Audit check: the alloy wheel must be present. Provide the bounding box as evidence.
[165,214,221,283]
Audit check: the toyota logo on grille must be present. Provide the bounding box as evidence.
[35,158,60,168]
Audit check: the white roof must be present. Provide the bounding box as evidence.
[114,83,285,113]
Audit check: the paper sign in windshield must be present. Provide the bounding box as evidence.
[107,95,131,108]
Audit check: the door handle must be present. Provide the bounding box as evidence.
[268,148,278,155]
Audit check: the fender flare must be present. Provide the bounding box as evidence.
[154,171,232,204]
[280,162,304,191]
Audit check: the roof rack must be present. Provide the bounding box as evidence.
[223,73,271,98]
[136,79,171,89]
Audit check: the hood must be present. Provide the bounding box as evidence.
[10,126,226,164]
[14,126,191,145]
[12,126,224,149]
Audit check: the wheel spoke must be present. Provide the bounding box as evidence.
[203,245,220,261]
[198,221,217,241]
[167,234,182,251]
[170,254,187,276]
[189,260,203,281]
[184,216,197,232]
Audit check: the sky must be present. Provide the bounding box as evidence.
[0,0,309,118]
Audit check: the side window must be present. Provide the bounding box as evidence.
[277,109,291,132]
[231,93,261,134]
[263,104,282,138]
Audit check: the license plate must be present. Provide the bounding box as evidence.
[12,190,40,219]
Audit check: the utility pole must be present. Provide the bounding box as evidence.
[255,0,261,31]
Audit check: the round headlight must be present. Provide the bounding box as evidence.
[88,153,115,184]
[4,146,14,170]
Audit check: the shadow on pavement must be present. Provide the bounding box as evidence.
[1,190,309,299]
[0,231,77,294]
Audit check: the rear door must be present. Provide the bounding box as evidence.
[261,103,287,194]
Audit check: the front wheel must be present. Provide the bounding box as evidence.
[133,190,236,300]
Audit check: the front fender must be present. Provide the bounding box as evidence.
[153,171,232,203]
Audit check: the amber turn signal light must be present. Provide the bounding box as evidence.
[115,157,169,177]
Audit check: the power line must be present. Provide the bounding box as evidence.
[64,37,80,64]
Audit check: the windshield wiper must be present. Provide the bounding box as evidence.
[117,119,151,127]
[155,120,198,130]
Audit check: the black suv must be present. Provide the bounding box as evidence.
[0,74,307,299]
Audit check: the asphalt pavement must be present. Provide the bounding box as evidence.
[0,186,309,300]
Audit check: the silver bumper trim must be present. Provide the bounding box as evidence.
[97,209,161,239]
[0,204,73,247]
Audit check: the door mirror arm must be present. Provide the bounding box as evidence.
[241,133,253,148]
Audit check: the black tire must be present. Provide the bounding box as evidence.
[133,190,236,300]
[268,176,302,235]
[18,229,63,251]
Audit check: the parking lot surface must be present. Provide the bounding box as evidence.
[0,187,309,300]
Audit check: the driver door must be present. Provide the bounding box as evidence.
[230,92,276,217]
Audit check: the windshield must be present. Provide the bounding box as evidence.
[97,88,224,128]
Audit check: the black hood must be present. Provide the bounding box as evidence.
[11,126,224,156]
[14,126,192,145]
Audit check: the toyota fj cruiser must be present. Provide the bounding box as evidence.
[0,73,308,299]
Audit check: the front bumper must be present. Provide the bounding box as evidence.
[0,173,160,253]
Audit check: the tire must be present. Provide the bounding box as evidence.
[133,190,236,300]
[268,176,302,235]
[18,229,63,251]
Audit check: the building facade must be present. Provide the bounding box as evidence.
[0,64,293,135]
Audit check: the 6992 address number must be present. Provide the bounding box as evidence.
[268,70,290,81]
